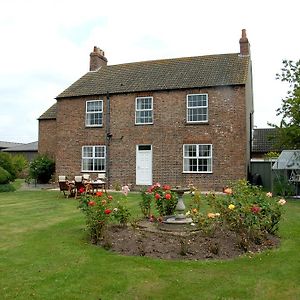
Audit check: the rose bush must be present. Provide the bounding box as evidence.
[186,189,222,235]
[78,186,131,242]
[140,183,178,218]
[207,180,286,244]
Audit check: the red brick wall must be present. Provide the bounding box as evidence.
[38,119,57,160]
[50,85,249,191]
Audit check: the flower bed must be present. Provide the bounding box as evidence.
[78,180,286,258]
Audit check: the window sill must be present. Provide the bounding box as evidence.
[85,125,103,128]
[182,171,213,174]
[135,123,154,126]
[185,122,209,126]
[81,170,106,173]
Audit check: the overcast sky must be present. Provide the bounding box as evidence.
[0,0,299,143]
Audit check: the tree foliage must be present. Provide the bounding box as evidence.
[0,166,11,184]
[29,155,55,184]
[0,153,28,181]
[0,152,16,181]
[12,155,28,177]
[270,59,300,149]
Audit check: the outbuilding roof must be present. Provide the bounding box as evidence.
[0,141,23,149]
[252,128,281,153]
[57,53,250,99]
[2,141,38,152]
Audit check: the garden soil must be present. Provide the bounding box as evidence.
[97,221,280,260]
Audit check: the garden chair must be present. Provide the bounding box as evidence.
[97,173,106,181]
[74,175,86,198]
[96,173,107,193]
[58,176,75,198]
[82,174,91,181]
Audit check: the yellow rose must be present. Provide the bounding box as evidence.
[228,204,235,210]
[278,198,286,205]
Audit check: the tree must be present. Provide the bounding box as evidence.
[269,59,300,149]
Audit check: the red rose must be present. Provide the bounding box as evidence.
[96,191,103,197]
[79,187,85,194]
[251,206,261,214]
[108,195,113,201]
[155,193,161,200]
[104,209,112,215]
[88,201,96,206]
[163,185,171,191]
[165,193,171,200]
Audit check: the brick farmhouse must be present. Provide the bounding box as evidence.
[38,29,254,191]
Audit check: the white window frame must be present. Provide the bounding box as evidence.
[85,100,103,127]
[183,144,213,173]
[82,145,106,172]
[135,96,153,125]
[186,93,208,123]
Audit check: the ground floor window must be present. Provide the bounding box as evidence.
[82,145,106,172]
[183,144,212,173]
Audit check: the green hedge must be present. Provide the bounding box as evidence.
[0,183,16,193]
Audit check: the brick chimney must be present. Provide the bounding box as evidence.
[239,29,250,56]
[89,46,107,71]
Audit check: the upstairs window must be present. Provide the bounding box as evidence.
[86,100,103,127]
[135,97,153,125]
[187,94,208,123]
[183,144,212,173]
[82,145,106,172]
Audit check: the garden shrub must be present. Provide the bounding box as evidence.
[12,155,28,178]
[207,180,286,244]
[140,189,153,218]
[140,183,178,217]
[29,155,55,184]
[0,166,12,184]
[0,152,16,180]
[186,190,222,236]
[78,188,131,242]
[0,183,16,192]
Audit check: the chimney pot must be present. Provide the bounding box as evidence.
[90,46,107,71]
[239,29,250,56]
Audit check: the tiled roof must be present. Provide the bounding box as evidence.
[38,103,57,120]
[2,141,38,152]
[252,128,281,153]
[0,141,23,149]
[57,53,250,98]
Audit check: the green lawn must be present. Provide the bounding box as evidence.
[0,189,299,300]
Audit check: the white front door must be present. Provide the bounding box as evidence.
[136,145,152,185]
